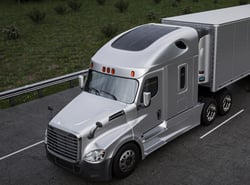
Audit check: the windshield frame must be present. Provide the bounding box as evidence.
[84,70,139,104]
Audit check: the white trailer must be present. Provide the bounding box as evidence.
[45,5,250,181]
[162,5,250,92]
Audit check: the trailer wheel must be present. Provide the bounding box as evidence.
[201,97,217,126]
[112,143,140,178]
[216,89,232,116]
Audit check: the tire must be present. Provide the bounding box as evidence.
[112,143,140,178]
[215,89,232,116]
[201,97,217,126]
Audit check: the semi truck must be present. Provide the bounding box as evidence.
[45,5,250,181]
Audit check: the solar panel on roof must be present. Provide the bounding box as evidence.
[111,24,178,51]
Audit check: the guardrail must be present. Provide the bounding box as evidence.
[0,69,88,101]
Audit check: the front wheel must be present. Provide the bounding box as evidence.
[112,143,140,178]
[201,97,217,126]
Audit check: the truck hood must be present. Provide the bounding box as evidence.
[50,91,127,136]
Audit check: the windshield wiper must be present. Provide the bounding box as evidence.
[100,90,117,100]
[89,87,100,95]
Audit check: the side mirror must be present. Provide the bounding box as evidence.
[96,121,103,128]
[143,92,151,107]
[78,75,85,89]
[88,122,103,139]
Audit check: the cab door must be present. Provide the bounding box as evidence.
[133,69,164,140]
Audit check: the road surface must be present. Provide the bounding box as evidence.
[1,78,250,185]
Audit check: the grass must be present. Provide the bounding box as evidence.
[0,0,244,107]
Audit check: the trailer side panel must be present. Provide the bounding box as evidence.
[213,19,250,91]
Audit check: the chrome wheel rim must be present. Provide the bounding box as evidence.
[119,150,136,173]
[222,95,232,112]
[206,104,216,122]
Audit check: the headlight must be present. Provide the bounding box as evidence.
[44,129,47,144]
[84,149,105,163]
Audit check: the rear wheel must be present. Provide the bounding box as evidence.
[112,143,140,178]
[215,89,232,116]
[201,97,217,126]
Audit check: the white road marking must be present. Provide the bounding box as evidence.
[200,109,244,140]
[0,140,44,161]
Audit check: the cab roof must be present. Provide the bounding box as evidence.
[91,23,198,78]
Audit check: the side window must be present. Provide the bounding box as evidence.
[178,64,188,92]
[141,77,158,101]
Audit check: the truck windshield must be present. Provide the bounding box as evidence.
[84,70,138,104]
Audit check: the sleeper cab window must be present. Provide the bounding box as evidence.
[178,64,188,93]
[141,77,158,102]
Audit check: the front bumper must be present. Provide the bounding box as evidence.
[46,145,112,181]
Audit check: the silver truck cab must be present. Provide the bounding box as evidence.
[45,5,250,180]
[45,23,203,180]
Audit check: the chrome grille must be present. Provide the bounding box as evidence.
[47,126,80,162]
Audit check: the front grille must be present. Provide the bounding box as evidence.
[47,125,80,162]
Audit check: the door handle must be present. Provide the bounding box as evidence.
[157,109,161,120]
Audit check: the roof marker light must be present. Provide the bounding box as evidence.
[102,66,106,73]
[107,67,110,73]
[131,71,135,77]
[111,68,115,75]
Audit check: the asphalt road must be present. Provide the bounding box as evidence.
[1,78,250,185]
